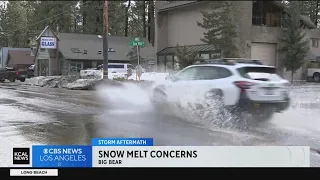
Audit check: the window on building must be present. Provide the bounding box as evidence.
[70,62,83,72]
[40,48,45,52]
[199,53,210,60]
[252,1,282,27]
[158,56,165,72]
[210,52,221,59]
[166,55,174,71]
[312,39,319,48]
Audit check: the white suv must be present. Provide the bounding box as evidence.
[151,59,291,117]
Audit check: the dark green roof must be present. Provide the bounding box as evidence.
[157,44,218,55]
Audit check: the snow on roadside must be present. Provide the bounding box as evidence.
[23,72,169,90]
[24,76,80,88]
[66,79,101,90]
[128,72,169,82]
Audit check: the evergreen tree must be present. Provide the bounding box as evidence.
[174,44,198,69]
[197,1,239,58]
[280,1,309,82]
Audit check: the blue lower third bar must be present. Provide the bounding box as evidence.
[32,145,92,167]
[92,138,154,146]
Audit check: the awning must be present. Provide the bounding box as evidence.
[157,44,219,56]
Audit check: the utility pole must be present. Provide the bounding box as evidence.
[103,0,108,79]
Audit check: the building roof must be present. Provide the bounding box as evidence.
[0,47,31,68]
[6,50,34,65]
[36,26,60,41]
[157,44,219,55]
[158,1,200,12]
[57,33,155,61]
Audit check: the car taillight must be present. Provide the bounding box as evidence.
[16,71,19,75]
[234,81,256,92]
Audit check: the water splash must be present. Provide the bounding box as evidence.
[96,82,154,114]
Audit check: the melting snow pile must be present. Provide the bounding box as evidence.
[23,72,169,90]
[66,79,101,90]
[24,75,102,90]
[128,72,169,82]
[24,76,81,88]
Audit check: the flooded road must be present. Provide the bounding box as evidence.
[0,82,320,167]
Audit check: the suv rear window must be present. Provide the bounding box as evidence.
[237,67,281,81]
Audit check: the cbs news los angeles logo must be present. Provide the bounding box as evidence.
[13,148,30,165]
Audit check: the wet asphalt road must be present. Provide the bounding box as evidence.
[0,82,320,167]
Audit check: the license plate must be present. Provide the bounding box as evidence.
[20,75,26,77]
[265,90,274,95]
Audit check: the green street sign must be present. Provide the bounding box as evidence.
[130,37,145,47]
[130,41,145,47]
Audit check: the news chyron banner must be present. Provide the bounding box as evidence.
[91,138,311,167]
[11,138,310,171]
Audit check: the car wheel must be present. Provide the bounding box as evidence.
[204,89,224,109]
[202,89,230,127]
[313,73,320,82]
[19,78,25,82]
[0,79,5,82]
[8,76,15,82]
[152,88,168,105]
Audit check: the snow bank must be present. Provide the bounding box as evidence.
[23,72,168,90]
[128,72,169,82]
[80,70,169,82]
[24,76,80,88]
[66,79,102,90]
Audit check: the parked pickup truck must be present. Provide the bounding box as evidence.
[307,60,320,82]
[0,67,27,82]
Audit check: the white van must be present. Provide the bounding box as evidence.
[97,63,134,73]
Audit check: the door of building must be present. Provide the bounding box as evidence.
[38,59,49,76]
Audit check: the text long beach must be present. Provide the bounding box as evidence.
[99,139,148,146]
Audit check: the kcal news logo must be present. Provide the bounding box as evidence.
[13,148,30,165]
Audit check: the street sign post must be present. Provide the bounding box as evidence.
[136,64,143,81]
[130,37,145,81]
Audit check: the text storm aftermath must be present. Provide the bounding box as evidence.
[97,150,198,165]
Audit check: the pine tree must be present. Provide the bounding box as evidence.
[280,1,309,82]
[127,46,140,65]
[174,44,198,69]
[197,1,239,58]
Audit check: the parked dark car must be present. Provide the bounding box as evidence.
[0,67,27,82]
[28,64,35,78]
